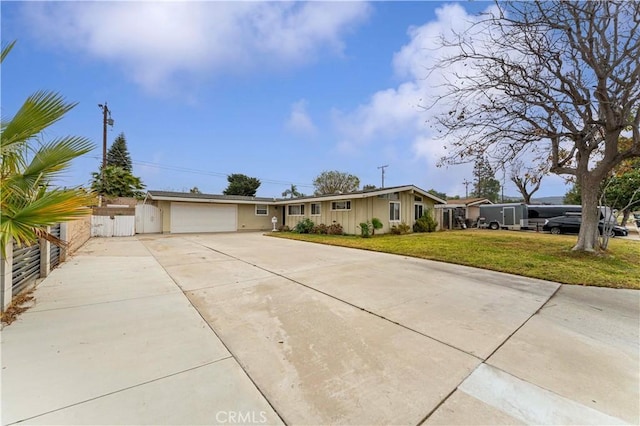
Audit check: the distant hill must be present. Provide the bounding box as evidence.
[530,196,565,205]
[456,195,567,204]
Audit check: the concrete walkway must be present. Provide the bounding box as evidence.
[1,237,282,425]
[2,233,638,425]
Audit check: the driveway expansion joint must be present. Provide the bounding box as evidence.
[145,239,289,426]
[7,359,234,425]
[191,238,488,362]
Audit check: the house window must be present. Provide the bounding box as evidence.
[390,201,401,221]
[331,200,351,211]
[311,203,321,215]
[414,196,423,202]
[288,204,305,216]
[256,204,268,216]
[415,204,424,219]
[378,192,399,200]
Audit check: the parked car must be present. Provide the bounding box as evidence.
[542,215,628,237]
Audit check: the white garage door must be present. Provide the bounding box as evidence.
[170,202,237,233]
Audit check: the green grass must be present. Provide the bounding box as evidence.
[269,230,640,289]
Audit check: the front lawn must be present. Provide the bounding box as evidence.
[269,230,640,289]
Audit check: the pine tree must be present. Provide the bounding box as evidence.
[93,132,145,197]
[223,174,261,196]
[472,157,501,203]
[106,133,132,172]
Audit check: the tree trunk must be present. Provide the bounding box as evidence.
[621,209,631,227]
[573,182,601,252]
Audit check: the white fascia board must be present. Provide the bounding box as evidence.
[149,196,275,205]
[273,185,446,205]
[467,200,493,207]
[411,187,446,204]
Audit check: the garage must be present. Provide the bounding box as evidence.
[170,202,237,233]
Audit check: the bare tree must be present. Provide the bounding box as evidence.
[509,160,545,204]
[599,180,640,251]
[430,1,640,252]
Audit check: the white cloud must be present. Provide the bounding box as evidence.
[285,100,317,138]
[21,2,370,93]
[332,4,504,195]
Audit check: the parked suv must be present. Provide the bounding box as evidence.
[542,215,628,237]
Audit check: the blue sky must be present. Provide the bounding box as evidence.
[2,1,569,198]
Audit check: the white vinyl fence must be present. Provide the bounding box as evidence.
[91,215,135,237]
[135,204,162,234]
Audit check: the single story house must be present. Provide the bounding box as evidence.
[145,185,446,235]
[435,197,493,229]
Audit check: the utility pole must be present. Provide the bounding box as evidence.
[462,179,471,198]
[378,165,389,188]
[98,103,113,200]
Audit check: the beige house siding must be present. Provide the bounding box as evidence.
[284,190,439,234]
[467,205,481,221]
[237,204,275,231]
[149,186,443,235]
[285,199,366,234]
[158,200,171,233]
[408,193,438,220]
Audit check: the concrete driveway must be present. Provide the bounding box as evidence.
[2,232,638,425]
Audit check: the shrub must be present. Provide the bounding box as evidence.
[327,223,344,235]
[293,218,314,234]
[277,225,290,232]
[358,221,372,238]
[311,223,328,234]
[390,222,411,235]
[413,210,438,233]
[371,218,383,235]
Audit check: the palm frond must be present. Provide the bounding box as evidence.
[1,44,95,256]
[1,91,78,154]
[21,136,94,183]
[1,40,16,63]
[1,188,93,251]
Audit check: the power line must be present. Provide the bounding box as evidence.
[88,155,315,188]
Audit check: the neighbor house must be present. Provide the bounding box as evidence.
[435,197,493,229]
[145,185,446,235]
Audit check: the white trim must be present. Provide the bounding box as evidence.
[414,203,424,220]
[287,204,305,216]
[255,204,268,216]
[272,185,446,205]
[331,200,352,211]
[148,184,447,206]
[150,195,268,205]
[390,201,401,222]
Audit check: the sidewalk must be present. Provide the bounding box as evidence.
[1,237,281,425]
